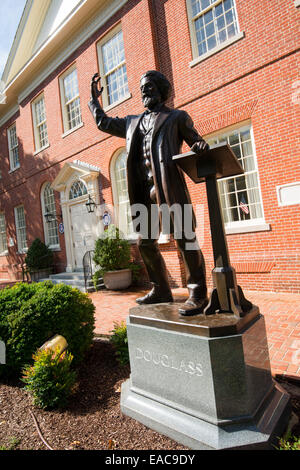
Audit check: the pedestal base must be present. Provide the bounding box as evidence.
[120,305,291,450]
[121,379,290,450]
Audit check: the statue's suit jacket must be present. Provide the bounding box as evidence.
[89,101,205,234]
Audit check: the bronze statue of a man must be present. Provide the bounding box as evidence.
[88,70,209,315]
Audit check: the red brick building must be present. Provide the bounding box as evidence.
[0,0,299,293]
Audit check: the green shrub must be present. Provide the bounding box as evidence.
[25,238,53,272]
[0,282,95,377]
[0,437,21,451]
[93,225,131,276]
[110,321,129,366]
[276,433,300,450]
[93,225,141,288]
[92,269,103,290]
[22,348,77,409]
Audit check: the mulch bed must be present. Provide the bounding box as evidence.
[0,339,299,451]
[0,339,186,451]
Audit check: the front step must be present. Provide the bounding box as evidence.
[39,271,104,293]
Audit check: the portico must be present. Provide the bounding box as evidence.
[51,160,103,272]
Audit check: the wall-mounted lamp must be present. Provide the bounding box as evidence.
[85,195,98,214]
[44,207,63,224]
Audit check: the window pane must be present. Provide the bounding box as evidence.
[102,30,129,106]
[8,125,19,169]
[192,0,239,57]
[34,96,49,149]
[62,68,82,130]
[113,151,133,237]
[0,214,7,253]
[214,126,263,224]
[67,97,82,130]
[64,69,79,102]
[43,183,59,247]
[15,206,27,251]
[236,175,247,191]
[69,180,88,200]
[106,63,129,105]
[207,35,217,50]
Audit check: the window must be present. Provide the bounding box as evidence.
[41,183,60,248]
[206,124,265,228]
[97,26,129,108]
[69,179,87,200]
[32,94,49,151]
[14,205,27,253]
[188,0,241,61]
[0,214,8,255]
[59,65,82,133]
[7,123,20,171]
[111,149,133,238]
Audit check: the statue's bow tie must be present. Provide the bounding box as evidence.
[144,109,160,116]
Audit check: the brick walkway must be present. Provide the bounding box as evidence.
[89,288,300,379]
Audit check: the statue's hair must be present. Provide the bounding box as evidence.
[140,70,171,103]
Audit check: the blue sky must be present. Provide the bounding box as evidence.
[0,0,27,78]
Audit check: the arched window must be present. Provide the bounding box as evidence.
[41,182,60,248]
[69,179,88,200]
[111,149,133,238]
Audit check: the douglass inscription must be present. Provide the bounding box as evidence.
[135,348,203,376]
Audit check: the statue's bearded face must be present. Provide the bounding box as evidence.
[140,77,162,110]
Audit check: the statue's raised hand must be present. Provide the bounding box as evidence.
[91,73,103,101]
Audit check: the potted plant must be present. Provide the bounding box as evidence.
[93,225,135,290]
[25,238,54,282]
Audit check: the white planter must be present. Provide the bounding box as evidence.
[103,268,132,290]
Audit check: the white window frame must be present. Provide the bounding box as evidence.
[0,213,8,256]
[7,123,20,171]
[59,64,82,135]
[14,205,27,253]
[110,148,136,241]
[41,182,60,250]
[32,93,49,153]
[187,0,244,67]
[205,121,270,234]
[97,24,131,111]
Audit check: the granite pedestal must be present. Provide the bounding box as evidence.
[120,304,291,450]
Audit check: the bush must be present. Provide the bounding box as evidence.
[0,282,95,377]
[93,225,131,275]
[92,269,103,290]
[22,348,77,409]
[110,321,129,366]
[93,225,141,289]
[25,238,53,272]
[276,433,300,450]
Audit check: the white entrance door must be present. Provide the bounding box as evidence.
[70,203,97,269]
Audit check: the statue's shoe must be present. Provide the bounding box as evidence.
[178,297,208,316]
[136,289,173,305]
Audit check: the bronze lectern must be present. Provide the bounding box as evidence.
[173,143,257,319]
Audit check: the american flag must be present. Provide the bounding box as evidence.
[239,196,249,215]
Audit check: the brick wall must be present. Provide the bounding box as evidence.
[0,0,299,292]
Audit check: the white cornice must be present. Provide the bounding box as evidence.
[17,0,128,104]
